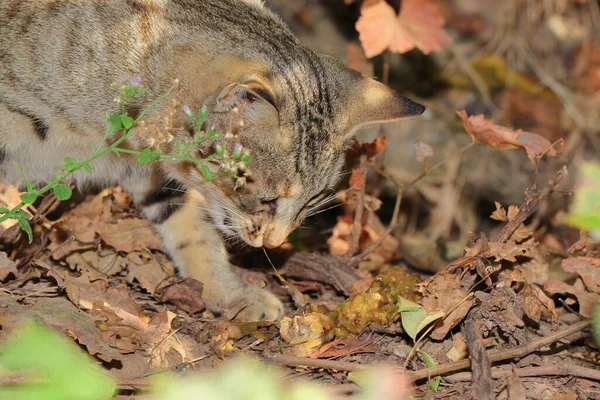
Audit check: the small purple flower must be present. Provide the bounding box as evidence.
[233,142,243,158]
[182,104,193,118]
[132,76,141,86]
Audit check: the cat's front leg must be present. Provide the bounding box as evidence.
[123,171,284,321]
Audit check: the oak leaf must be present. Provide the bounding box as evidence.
[356,0,451,58]
[457,110,558,163]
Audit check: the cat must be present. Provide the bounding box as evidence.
[0,0,424,320]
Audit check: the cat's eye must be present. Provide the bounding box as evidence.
[260,198,278,213]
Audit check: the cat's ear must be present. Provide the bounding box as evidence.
[344,77,425,135]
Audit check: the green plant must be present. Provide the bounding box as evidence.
[0,78,249,242]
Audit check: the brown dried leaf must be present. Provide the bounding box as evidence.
[544,279,599,318]
[0,295,121,362]
[422,274,476,340]
[457,110,558,163]
[349,169,366,191]
[446,332,468,361]
[356,0,451,57]
[98,218,163,253]
[518,283,557,321]
[413,140,433,164]
[465,241,537,262]
[364,136,388,157]
[52,268,175,349]
[507,205,520,220]
[127,251,171,294]
[490,201,508,221]
[160,278,206,314]
[0,251,17,282]
[561,257,600,293]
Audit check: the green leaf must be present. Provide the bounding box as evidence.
[417,350,441,392]
[566,162,600,235]
[200,163,212,181]
[109,113,123,132]
[138,148,162,164]
[63,157,81,172]
[0,321,116,400]
[20,192,38,205]
[17,209,32,220]
[121,114,135,130]
[398,297,444,341]
[53,184,73,201]
[18,218,33,243]
[82,162,93,173]
[594,302,600,346]
[241,154,251,164]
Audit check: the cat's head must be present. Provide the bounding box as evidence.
[181,54,424,248]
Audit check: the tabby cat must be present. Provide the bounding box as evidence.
[0,0,424,320]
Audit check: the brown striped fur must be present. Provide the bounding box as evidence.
[0,0,424,320]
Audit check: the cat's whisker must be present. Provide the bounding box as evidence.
[211,196,246,220]
[307,202,345,217]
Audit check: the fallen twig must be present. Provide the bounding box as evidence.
[465,320,494,400]
[446,364,600,383]
[266,319,591,382]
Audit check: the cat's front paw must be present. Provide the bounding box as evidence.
[231,286,284,321]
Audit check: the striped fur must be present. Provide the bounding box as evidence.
[0,0,424,320]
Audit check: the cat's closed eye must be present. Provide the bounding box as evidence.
[260,198,278,214]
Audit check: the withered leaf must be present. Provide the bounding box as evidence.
[457,110,558,163]
[127,251,171,294]
[422,274,476,340]
[561,257,600,294]
[544,279,599,318]
[0,251,17,282]
[0,295,121,362]
[160,278,206,314]
[356,0,451,57]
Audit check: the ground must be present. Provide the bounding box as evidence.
[1,1,600,399]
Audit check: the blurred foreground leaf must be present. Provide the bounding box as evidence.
[566,162,600,237]
[0,321,115,400]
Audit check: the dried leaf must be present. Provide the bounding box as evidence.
[0,251,17,282]
[457,110,558,163]
[356,0,451,57]
[518,283,558,321]
[363,136,388,157]
[127,251,170,294]
[544,279,599,318]
[561,257,600,294]
[98,218,163,253]
[349,169,367,191]
[52,269,175,350]
[490,201,508,221]
[414,140,433,164]
[160,278,206,314]
[0,295,121,362]
[465,241,537,262]
[421,274,476,340]
[446,332,468,361]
